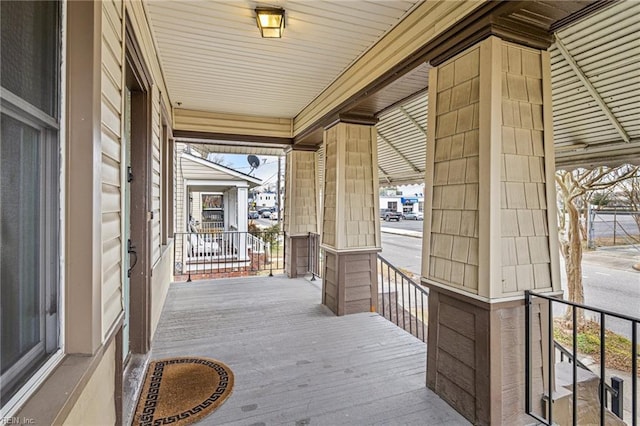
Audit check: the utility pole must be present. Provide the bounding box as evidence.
[276,155,282,224]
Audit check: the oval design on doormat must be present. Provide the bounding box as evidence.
[134,357,234,425]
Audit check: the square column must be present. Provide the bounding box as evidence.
[423,36,561,424]
[283,150,318,278]
[321,121,381,315]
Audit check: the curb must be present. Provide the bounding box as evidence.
[380,227,423,239]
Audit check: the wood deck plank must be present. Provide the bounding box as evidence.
[149,276,469,425]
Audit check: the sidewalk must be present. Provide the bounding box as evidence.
[582,245,640,272]
[380,226,422,238]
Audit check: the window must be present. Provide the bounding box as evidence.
[387,201,398,211]
[1,0,61,406]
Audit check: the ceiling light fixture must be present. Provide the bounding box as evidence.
[255,7,285,38]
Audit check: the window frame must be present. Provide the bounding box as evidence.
[0,0,64,417]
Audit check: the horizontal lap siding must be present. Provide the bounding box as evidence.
[323,252,338,313]
[151,86,161,264]
[101,0,124,337]
[342,253,376,313]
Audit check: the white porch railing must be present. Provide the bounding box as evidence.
[247,232,269,254]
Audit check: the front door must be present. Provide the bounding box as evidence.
[122,88,132,360]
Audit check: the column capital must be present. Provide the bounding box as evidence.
[428,2,555,67]
[325,113,378,130]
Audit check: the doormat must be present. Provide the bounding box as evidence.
[134,357,234,425]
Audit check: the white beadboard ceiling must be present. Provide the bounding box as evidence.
[147,1,640,184]
[145,0,420,118]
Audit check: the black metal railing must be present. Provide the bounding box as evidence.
[307,232,323,280]
[525,290,638,426]
[173,230,286,281]
[377,255,428,342]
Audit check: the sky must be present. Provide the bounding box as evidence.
[214,154,283,189]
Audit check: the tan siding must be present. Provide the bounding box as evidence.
[101,0,123,337]
[101,155,120,187]
[499,41,553,296]
[321,127,337,247]
[284,151,317,236]
[101,128,121,163]
[343,125,378,249]
[151,86,161,264]
[428,46,480,294]
[101,100,120,137]
[174,108,292,138]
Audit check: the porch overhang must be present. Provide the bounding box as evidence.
[147,0,639,181]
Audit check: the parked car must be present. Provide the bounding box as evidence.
[403,212,423,220]
[270,211,279,220]
[258,208,274,218]
[380,208,402,221]
[248,210,259,219]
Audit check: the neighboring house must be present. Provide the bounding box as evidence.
[255,191,277,208]
[174,145,263,275]
[175,144,262,234]
[380,195,425,215]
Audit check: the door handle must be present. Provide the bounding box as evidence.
[127,239,138,278]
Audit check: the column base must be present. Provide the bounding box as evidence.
[322,248,380,316]
[285,234,309,278]
[425,283,549,425]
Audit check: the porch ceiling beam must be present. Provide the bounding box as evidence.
[378,165,392,184]
[554,35,630,143]
[399,106,427,137]
[377,132,422,174]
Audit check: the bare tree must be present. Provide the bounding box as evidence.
[206,153,232,167]
[610,165,640,233]
[555,165,639,321]
[188,144,233,167]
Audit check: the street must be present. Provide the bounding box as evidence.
[570,259,640,338]
[381,232,640,338]
[380,217,425,232]
[380,213,640,239]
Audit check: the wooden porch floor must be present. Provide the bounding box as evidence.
[150,275,469,425]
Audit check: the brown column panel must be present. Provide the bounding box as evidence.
[323,249,378,316]
[426,285,547,424]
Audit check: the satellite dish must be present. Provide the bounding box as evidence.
[247,155,261,174]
